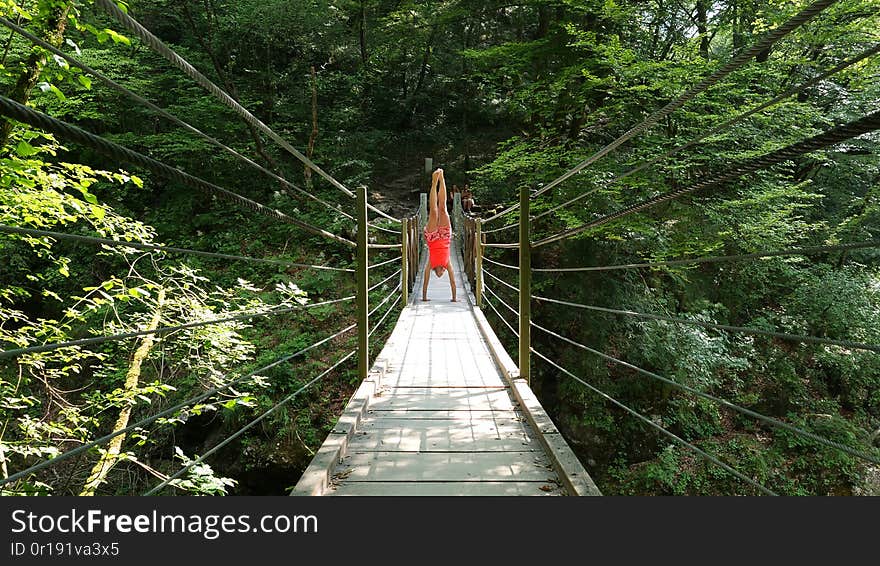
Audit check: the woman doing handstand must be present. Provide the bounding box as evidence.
[422,168,457,302]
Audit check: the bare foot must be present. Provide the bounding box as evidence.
[422,297,431,302]
[450,298,458,302]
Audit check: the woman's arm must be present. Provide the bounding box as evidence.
[422,261,431,301]
[446,261,457,302]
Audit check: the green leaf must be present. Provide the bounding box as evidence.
[15,141,38,157]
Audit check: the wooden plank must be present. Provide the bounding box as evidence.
[334,452,557,482]
[369,389,517,411]
[329,481,564,496]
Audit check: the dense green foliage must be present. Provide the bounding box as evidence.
[0,0,878,495]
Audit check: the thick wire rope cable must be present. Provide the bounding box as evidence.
[483,242,520,249]
[0,16,355,223]
[533,110,880,248]
[143,349,356,496]
[481,0,838,225]
[0,323,356,487]
[532,294,880,354]
[93,0,400,224]
[369,222,400,234]
[532,43,880,222]
[530,347,778,495]
[0,224,354,272]
[0,295,355,360]
[0,96,356,248]
[368,243,403,249]
[529,321,880,465]
[368,295,402,338]
[532,240,880,272]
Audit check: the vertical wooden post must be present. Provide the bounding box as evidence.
[475,218,483,308]
[401,217,409,305]
[519,185,531,385]
[357,185,369,379]
[419,193,428,231]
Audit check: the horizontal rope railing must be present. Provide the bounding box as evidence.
[533,110,880,248]
[0,296,355,360]
[483,269,519,294]
[530,346,777,495]
[369,222,401,235]
[368,256,401,270]
[94,0,401,224]
[367,243,403,249]
[369,269,402,292]
[532,294,880,354]
[368,295,402,338]
[0,224,355,272]
[143,349,357,496]
[0,16,355,224]
[368,283,402,318]
[530,321,880,465]
[0,323,356,488]
[482,256,520,271]
[483,242,520,249]
[482,0,837,226]
[0,95,356,248]
[532,240,880,272]
[531,43,880,222]
[484,284,519,318]
[481,222,519,235]
[483,292,519,338]
[93,0,354,199]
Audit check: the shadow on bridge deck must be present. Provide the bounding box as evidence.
[292,240,600,496]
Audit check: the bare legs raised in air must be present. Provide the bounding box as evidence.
[422,168,456,302]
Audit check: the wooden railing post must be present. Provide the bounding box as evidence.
[475,218,483,308]
[357,185,369,380]
[401,217,409,305]
[419,193,428,231]
[519,185,531,385]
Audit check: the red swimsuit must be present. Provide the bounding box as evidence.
[425,225,451,268]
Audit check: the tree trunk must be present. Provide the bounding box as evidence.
[359,0,368,67]
[696,0,710,59]
[0,5,71,148]
[80,289,166,496]
[305,66,318,189]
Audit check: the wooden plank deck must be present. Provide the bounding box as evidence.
[292,238,600,496]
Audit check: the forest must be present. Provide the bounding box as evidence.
[0,0,878,496]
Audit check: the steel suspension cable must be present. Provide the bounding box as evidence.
[0,16,355,223]
[0,323,356,488]
[0,96,356,248]
[369,222,401,235]
[532,43,880,222]
[482,0,838,225]
[0,224,355,272]
[530,347,777,495]
[530,321,880,465]
[532,240,880,273]
[533,110,880,248]
[0,296,355,360]
[94,0,400,224]
[533,294,880,354]
[143,349,356,496]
